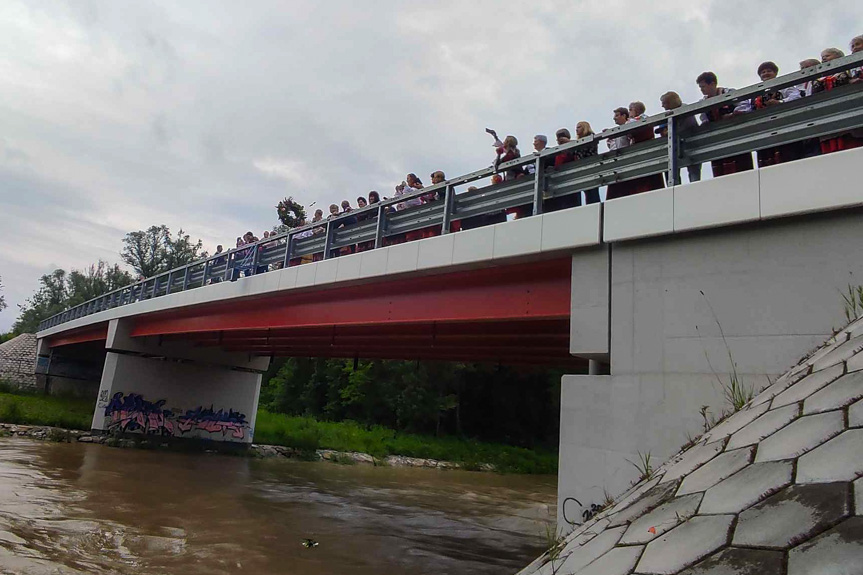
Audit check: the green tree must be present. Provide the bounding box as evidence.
[11,262,133,334]
[120,225,206,278]
[0,275,6,312]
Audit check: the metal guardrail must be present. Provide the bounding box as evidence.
[38,52,863,332]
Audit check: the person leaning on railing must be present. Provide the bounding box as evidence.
[658,91,701,184]
[574,122,600,205]
[813,47,863,154]
[696,71,754,178]
[793,58,824,159]
[544,128,581,212]
[734,61,803,168]
[624,101,665,196]
[525,135,548,175]
[605,107,634,199]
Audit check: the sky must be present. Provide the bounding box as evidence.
[0,0,859,332]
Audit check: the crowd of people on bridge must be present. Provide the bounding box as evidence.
[212,35,862,278]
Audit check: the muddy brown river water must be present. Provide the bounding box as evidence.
[0,438,555,574]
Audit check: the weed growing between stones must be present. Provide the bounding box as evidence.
[698,291,755,416]
[841,283,863,323]
[627,451,654,482]
[541,523,571,575]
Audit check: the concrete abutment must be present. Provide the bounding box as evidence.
[560,206,863,529]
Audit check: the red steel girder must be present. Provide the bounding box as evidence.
[130,258,572,337]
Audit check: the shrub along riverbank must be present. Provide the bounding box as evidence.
[0,390,557,474]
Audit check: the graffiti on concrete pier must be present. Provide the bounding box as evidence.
[105,392,174,435]
[104,393,248,439]
[177,406,248,439]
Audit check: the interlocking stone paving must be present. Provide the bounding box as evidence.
[660,441,725,483]
[700,403,769,443]
[854,477,862,516]
[802,371,863,414]
[574,546,644,575]
[796,429,863,484]
[749,370,808,408]
[621,493,703,545]
[560,518,612,553]
[558,525,626,574]
[634,515,734,575]
[754,411,844,463]
[607,477,663,516]
[849,398,863,428]
[803,332,849,368]
[732,483,850,548]
[787,517,863,575]
[844,315,863,339]
[609,481,680,528]
[521,317,863,575]
[771,363,844,409]
[725,404,800,450]
[677,548,785,575]
[699,460,793,514]
[677,447,753,496]
[811,334,863,371]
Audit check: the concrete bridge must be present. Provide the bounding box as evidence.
[34,54,863,524]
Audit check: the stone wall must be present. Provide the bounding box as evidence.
[0,334,38,391]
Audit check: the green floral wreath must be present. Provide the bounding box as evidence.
[276,196,307,229]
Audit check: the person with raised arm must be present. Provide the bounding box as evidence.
[393,174,424,211]
[696,71,754,177]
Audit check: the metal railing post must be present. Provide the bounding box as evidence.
[667,115,681,186]
[283,234,294,268]
[251,244,261,274]
[323,221,333,260]
[441,184,454,235]
[182,266,191,290]
[202,260,211,285]
[532,157,544,216]
[166,272,174,294]
[374,205,386,249]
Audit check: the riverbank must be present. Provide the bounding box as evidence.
[0,390,557,474]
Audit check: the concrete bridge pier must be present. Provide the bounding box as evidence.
[91,319,270,444]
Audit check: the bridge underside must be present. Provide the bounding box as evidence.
[43,258,585,368]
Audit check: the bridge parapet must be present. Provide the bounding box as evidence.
[36,52,863,334]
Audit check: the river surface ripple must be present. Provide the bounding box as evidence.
[0,438,555,574]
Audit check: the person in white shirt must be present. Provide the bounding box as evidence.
[606,107,633,151]
[525,135,547,175]
[734,62,804,167]
[394,173,424,211]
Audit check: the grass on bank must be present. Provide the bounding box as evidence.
[0,390,93,430]
[0,388,557,474]
[254,410,558,474]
